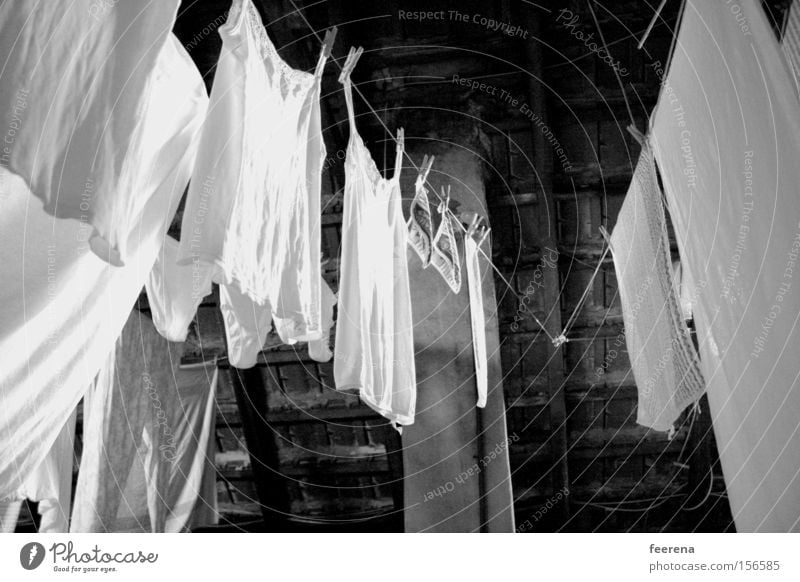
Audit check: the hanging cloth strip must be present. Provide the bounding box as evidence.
[0,34,208,500]
[0,0,182,266]
[465,218,489,408]
[430,186,462,294]
[177,0,332,346]
[608,141,705,432]
[651,0,800,532]
[407,155,435,267]
[71,311,219,533]
[0,409,77,533]
[145,236,214,342]
[333,47,417,429]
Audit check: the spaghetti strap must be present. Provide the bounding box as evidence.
[339,47,363,135]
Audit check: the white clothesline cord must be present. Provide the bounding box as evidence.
[286,0,619,346]
[552,238,611,347]
[637,0,669,49]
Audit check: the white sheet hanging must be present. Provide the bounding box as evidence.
[71,311,218,533]
[0,409,77,533]
[465,234,488,408]
[146,236,213,342]
[308,279,337,363]
[0,0,181,265]
[609,144,704,432]
[177,0,328,346]
[652,0,800,531]
[0,35,208,500]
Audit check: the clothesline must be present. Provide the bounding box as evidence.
[286,1,625,347]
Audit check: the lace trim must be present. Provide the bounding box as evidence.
[431,210,462,293]
[229,0,315,86]
[407,179,433,266]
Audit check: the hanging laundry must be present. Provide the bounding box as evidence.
[608,144,704,432]
[308,279,337,363]
[430,187,462,294]
[146,236,214,343]
[0,1,182,266]
[218,284,273,369]
[220,273,336,368]
[177,0,330,348]
[407,155,435,267]
[334,47,417,428]
[465,224,488,408]
[0,409,77,533]
[71,311,219,533]
[652,0,800,531]
[0,35,208,500]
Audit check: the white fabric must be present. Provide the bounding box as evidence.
[609,145,704,432]
[0,35,208,500]
[465,235,488,408]
[672,261,695,320]
[177,0,327,346]
[652,0,800,531]
[71,311,219,533]
[334,65,416,428]
[221,275,337,368]
[0,0,181,266]
[430,202,462,294]
[22,409,77,532]
[0,409,77,533]
[308,279,337,363]
[146,237,213,342]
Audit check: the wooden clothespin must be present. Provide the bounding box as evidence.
[338,46,364,84]
[419,154,435,182]
[476,223,491,248]
[321,26,338,59]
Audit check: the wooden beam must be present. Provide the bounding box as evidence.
[230,366,292,531]
[522,6,571,523]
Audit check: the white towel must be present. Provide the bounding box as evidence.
[609,144,704,432]
[652,0,800,531]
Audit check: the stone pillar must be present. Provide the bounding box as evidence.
[401,127,514,532]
